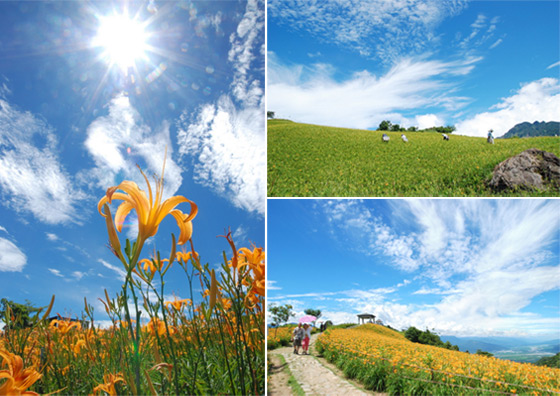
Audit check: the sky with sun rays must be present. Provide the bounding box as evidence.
[267,199,560,339]
[0,0,264,327]
[268,0,560,137]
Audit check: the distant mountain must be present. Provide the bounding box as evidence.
[501,121,559,138]
[440,335,560,363]
[440,336,506,353]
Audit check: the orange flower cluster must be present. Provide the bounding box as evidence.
[317,324,560,395]
[267,325,296,350]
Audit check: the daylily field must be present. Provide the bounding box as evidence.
[316,324,560,395]
[0,166,265,395]
[268,119,560,197]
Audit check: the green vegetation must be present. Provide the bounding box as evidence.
[304,308,322,320]
[0,298,43,330]
[536,353,560,368]
[269,304,294,328]
[268,120,560,197]
[404,326,460,351]
[502,121,559,138]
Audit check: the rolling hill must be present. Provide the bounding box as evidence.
[268,119,560,197]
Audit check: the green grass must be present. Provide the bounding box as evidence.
[275,354,306,396]
[268,120,560,197]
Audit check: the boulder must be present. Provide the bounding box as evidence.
[488,148,560,191]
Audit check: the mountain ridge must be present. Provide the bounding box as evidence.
[501,121,559,138]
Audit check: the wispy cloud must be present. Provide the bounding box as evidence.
[177,0,265,215]
[268,0,469,64]
[268,54,479,129]
[83,94,183,201]
[0,98,82,224]
[489,38,503,49]
[0,237,27,272]
[547,60,560,69]
[46,233,59,242]
[458,14,501,53]
[48,268,64,277]
[98,259,126,281]
[304,199,560,336]
[455,77,560,137]
[267,280,281,291]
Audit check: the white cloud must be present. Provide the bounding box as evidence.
[302,199,560,335]
[177,0,265,215]
[98,259,126,281]
[268,0,468,64]
[0,237,27,272]
[232,225,248,245]
[48,268,64,277]
[547,60,560,69]
[46,233,59,241]
[268,54,479,130]
[0,225,7,234]
[489,38,503,49]
[455,78,560,137]
[72,271,86,281]
[267,280,281,291]
[415,114,445,129]
[0,99,82,224]
[84,94,183,200]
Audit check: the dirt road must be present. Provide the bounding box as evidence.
[268,333,385,396]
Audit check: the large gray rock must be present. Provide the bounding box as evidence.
[488,148,560,191]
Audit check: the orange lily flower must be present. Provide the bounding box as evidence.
[0,350,42,395]
[145,318,166,336]
[92,373,125,396]
[165,297,192,311]
[239,246,265,297]
[98,162,197,258]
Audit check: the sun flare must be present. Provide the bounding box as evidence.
[93,13,148,72]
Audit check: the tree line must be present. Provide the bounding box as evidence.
[378,120,456,134]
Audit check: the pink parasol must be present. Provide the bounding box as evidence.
[298,315,317,324]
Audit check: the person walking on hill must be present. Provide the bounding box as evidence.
[292,323,304,354]
[487,129,494,144]
[301,323,312,355]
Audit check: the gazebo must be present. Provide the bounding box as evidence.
[357,313,376,324]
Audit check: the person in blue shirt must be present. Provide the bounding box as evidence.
[487,129,494,144]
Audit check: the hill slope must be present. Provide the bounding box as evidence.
[268,120,560,197]
[316,324,560,395]
[501,121,559,138]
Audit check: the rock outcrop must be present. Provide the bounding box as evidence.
[488,148,560,191]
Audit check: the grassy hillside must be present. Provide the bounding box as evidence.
[316,324,560,395]
[268,120,560,197]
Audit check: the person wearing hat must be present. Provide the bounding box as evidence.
[487,129,494,144]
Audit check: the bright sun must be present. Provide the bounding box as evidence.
[93,13,148,72]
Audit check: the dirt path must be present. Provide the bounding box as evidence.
[268,333,385,396]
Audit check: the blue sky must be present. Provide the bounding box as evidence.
[267,0,560,137]
[267,199,560,338]
[0,0,264,327]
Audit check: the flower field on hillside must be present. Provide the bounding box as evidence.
[267,325,295,350]
[316,324,560,395]
[268,120,560,197]
[0,166,264,395]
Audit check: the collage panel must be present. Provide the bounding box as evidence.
[266,198,560,395]
[0,1,265,395]
[267,1,559,198]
